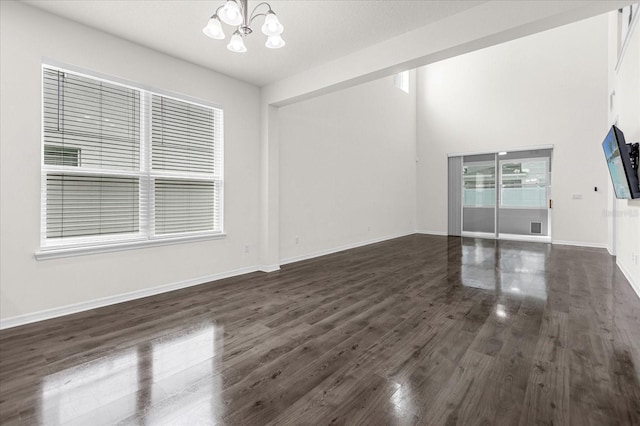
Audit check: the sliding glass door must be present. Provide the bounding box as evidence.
[455,148,552,242]
[498,153,551,239]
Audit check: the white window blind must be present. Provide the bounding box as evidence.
[151,96,216,174]
[40,65,224,255]
[154,180,216,235]
[42,69,142,242]
[151,95,223,236]
[46,174,140,239]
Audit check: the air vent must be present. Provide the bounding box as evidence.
[530,222,542,234]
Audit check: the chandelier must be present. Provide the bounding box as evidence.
[203,0,285,53]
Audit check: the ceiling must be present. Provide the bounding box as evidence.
[22,0,486,87]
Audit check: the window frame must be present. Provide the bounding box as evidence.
[37,61,225,260]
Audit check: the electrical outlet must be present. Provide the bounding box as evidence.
[295,236,299,244]
[367,226,371,232]
[244,244,249,253]
[633,253,639,265]
[571,193,583,200]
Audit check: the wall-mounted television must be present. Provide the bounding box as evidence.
[602,125,640,199]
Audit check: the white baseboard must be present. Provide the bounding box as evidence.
[499,234,551,243]
[416,230,448,236]
[257,264,280,273]
[617,259,640,301]
[552,240,608,249]
[461,231,497,240]
[280,231,415,266]
[0,265,263,330]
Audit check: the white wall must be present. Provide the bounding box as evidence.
[608,11,640,296]
[0,1,261,322]
[416,14,610,246]
[278,75,417,262]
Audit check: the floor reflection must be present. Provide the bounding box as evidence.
[145,325,224,425]
[459,238,549,299]
[40,324,224,425]
[390,380,415,423]
[42,349,138,425]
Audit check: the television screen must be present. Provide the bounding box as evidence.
[602,125,640,199]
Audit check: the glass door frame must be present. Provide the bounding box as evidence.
[461,156,497,239]
[460,147,553,243]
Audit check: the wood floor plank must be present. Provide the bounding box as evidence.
[420,349,497,425]
[220,294,414,424]
[519,360,570,426]
[533,309,569,365]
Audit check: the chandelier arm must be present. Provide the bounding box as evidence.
[248,12,268,25]
[249,2,273,21]
[210,4,225,18]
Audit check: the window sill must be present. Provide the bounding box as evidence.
[35,233,227,260]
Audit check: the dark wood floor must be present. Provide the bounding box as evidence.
[1,235,639,425]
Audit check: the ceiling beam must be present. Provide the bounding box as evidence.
[262,0,633,107]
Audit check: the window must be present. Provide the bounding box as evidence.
[40,65,224,257]
[463,162,496,207]
[394,71,409,93]
[151,96,223,236]
[499,159,548,208]
[616,3,639,68]
[44,145,81,166]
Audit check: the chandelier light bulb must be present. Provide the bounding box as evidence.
[202,16,225,39]
[265,34,285,49]
[261,11,284,36]
[227,31,247,52]
[219,0,243,26]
